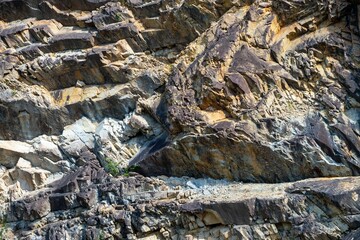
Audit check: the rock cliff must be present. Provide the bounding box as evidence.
[0,0,359,239]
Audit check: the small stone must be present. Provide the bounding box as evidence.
[186,181,198,189]
[140,224,151,233]
[127,234,136,240]
[185,235,193,240]
[16,158,32,168]
[210,227,221,238]
[203,212,222,226]
[196,218,205,228]
[162,231,170,238]
[220,227,230,239]
[76,80,85,87]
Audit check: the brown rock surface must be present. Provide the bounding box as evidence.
[0,0,359,239]
[137,0,360,182]
[4,162,360,239]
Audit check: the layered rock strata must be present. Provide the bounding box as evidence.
[138,0,360,182]
[2,162,360,239]
[0,0,359,239]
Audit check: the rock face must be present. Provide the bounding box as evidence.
[5,162,360,240]
[138,0,360,182]
[0,0,359,239]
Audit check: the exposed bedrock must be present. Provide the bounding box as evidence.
[0,0,244,206]
[137,0,360,182]
[0,0,359,186]
[3,162,360,240]
[0,0,360,239]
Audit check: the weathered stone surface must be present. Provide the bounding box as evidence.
[3,162,360,239]
[136,0,360,182]
[0,0,359,239]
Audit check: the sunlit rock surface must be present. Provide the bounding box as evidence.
[0,0,359,239]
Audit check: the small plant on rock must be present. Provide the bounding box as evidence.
[104,157,120,177]
[114,13,122,22]
[11,89,17,97]
[103,158,141,177]
[122,165,140,177]
[98,229,105,240]
[0,216,7,240]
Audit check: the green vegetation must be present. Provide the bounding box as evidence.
[98,229,104,240]
[103,158,140,177]
[0,216,7,240]
[115,13,123,21]
[286,101,295,111]
[104,157,120,177]
[122,165,140,177]
[11,89,17,97]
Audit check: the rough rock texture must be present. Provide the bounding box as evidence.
[3,162,360,240]
[0,0,359,239]
[138,0,360,182]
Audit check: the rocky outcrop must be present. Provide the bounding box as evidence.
[0,0,243,194]
[3,162,360,239]
[0,0,359,239]
[138,0,360,182]
[1,0,359,183]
